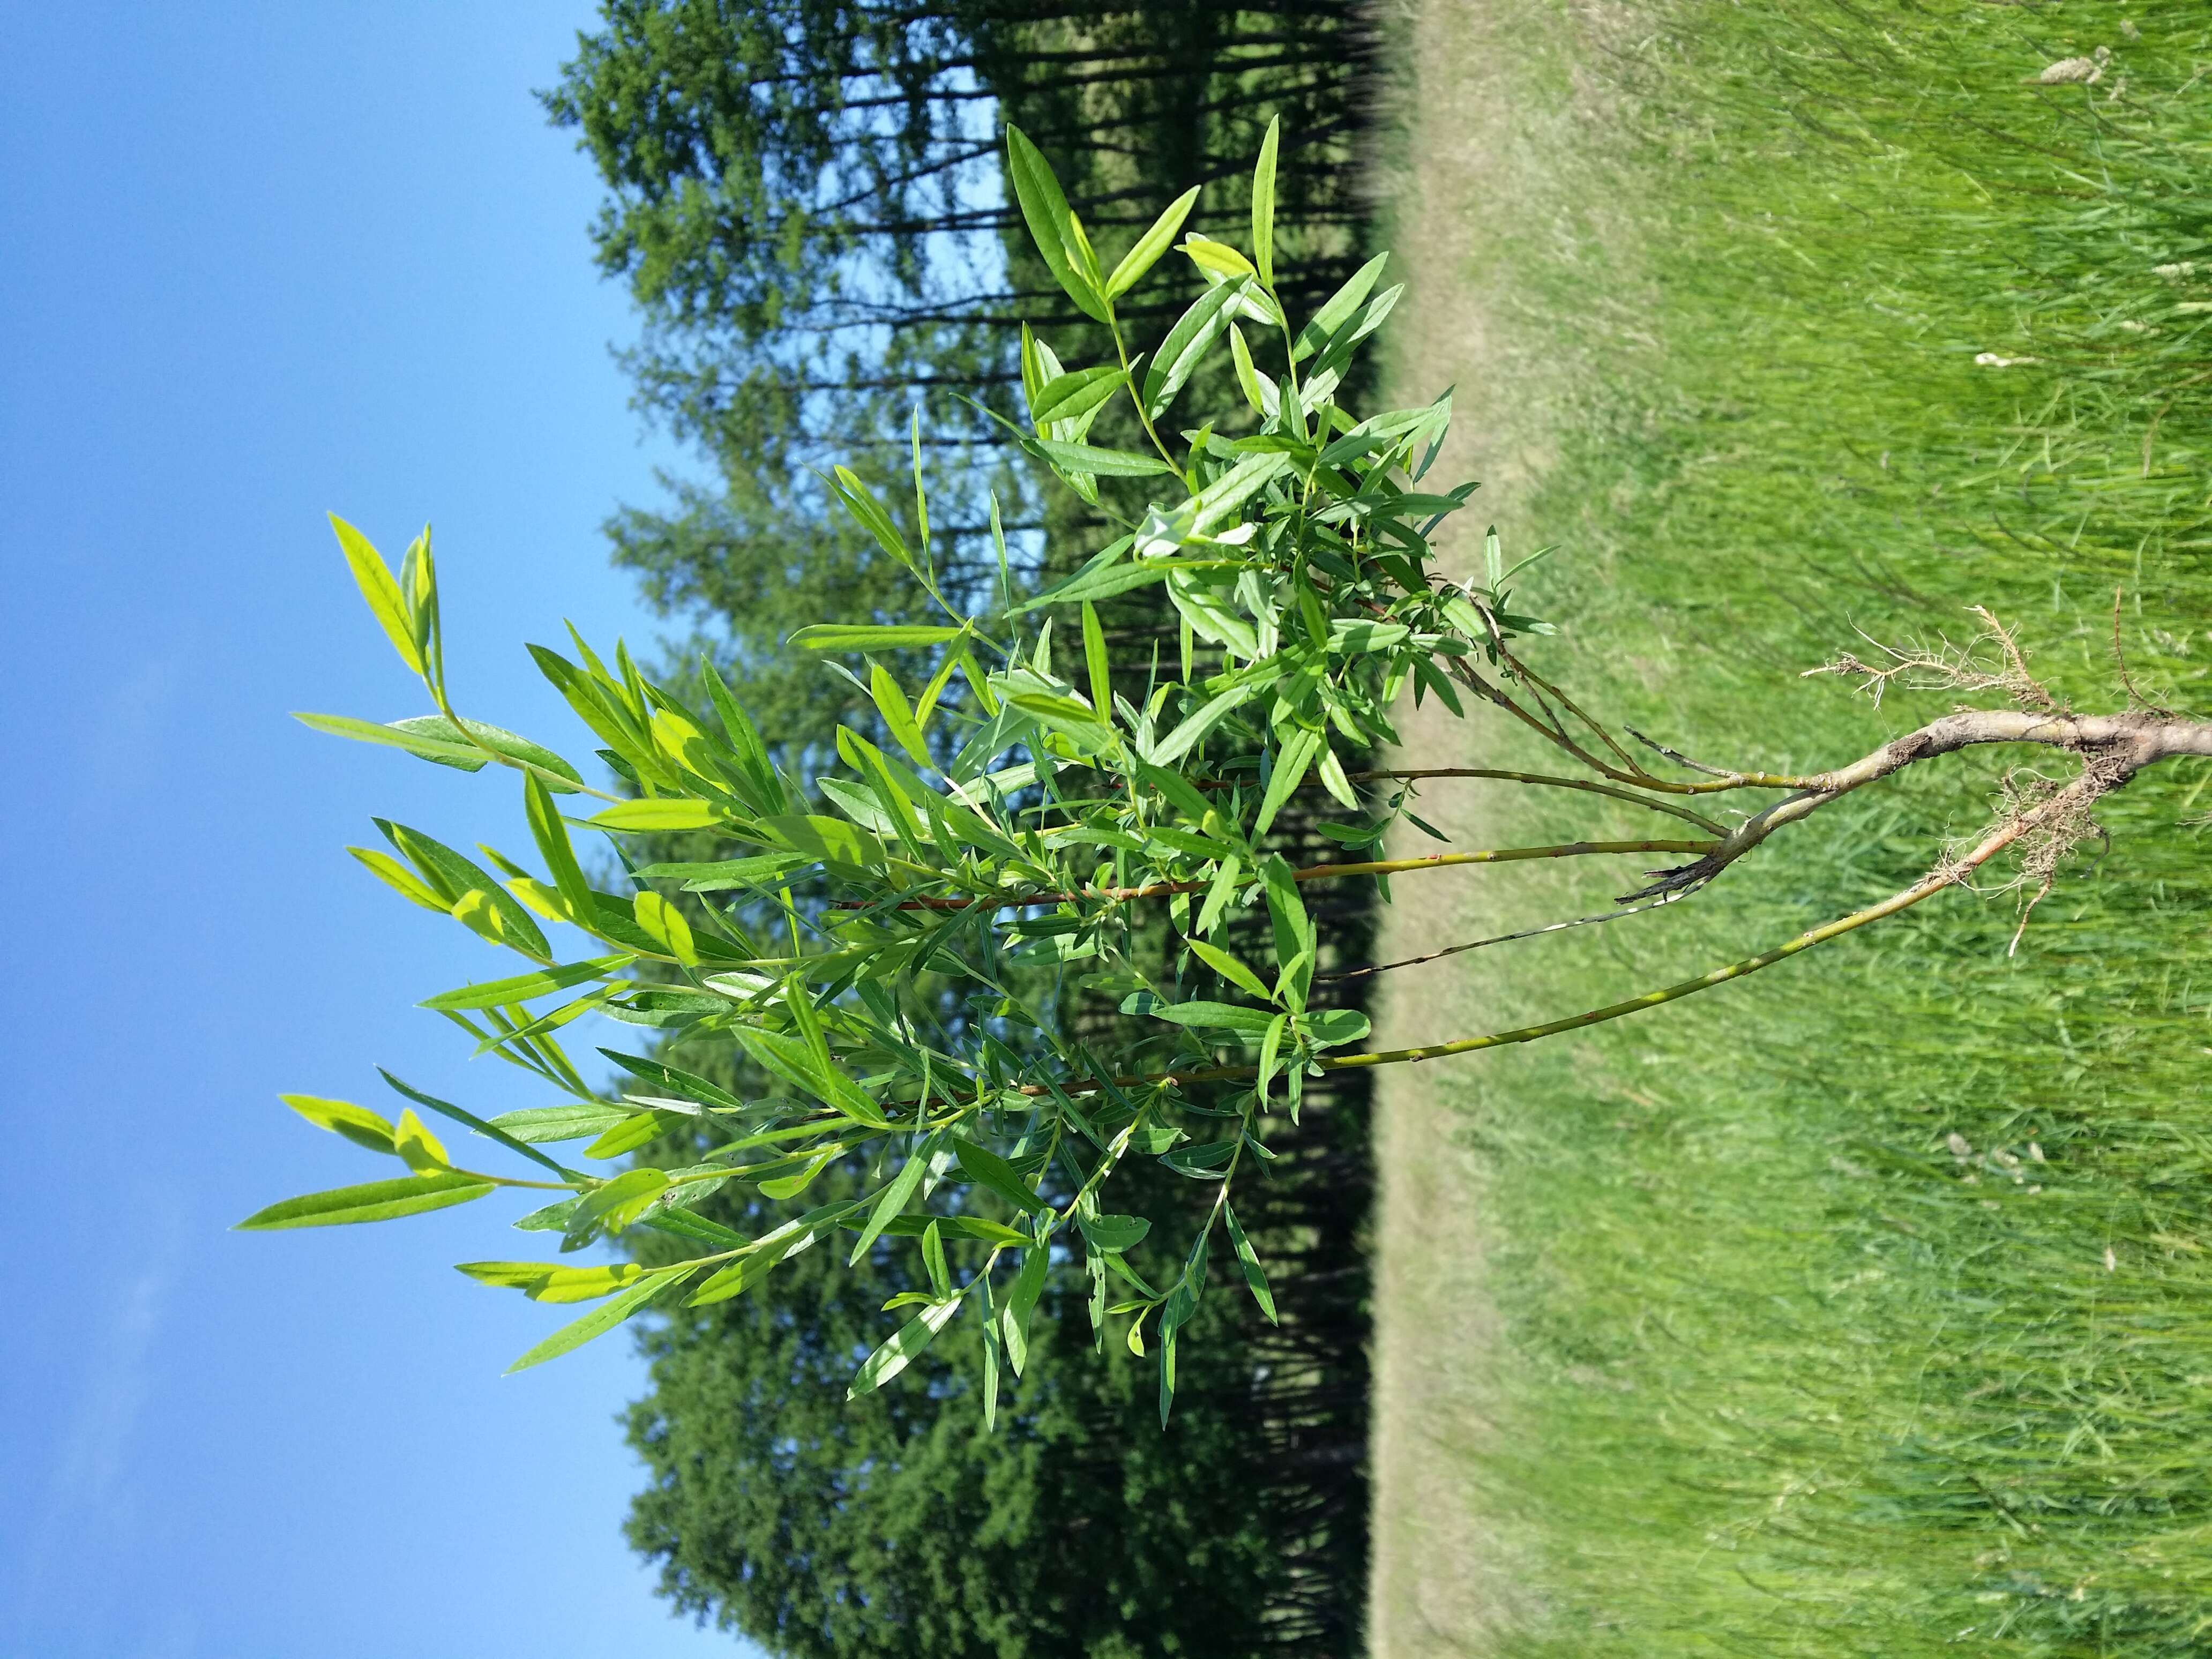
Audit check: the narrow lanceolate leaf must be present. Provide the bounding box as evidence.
[1179,235,1256,280]
[1255,727,1321,835]
[825,465,914,573]
[1142,279,1246,421]
[1005,125,1108,323]
[851,1134,940,1265]
[1030,363,1125,427]
[1257,1014,1288,1102]
[1223,1205,1277,1324]
[869,663,932,767]
[1148,1000,1280,1038]
[1002,1244,1050,1377]
[458,1260,653,1303]
[1077,1213,1151,1252]
[1302,1008,1373,1049]
[1186,939,1273,1003]
[638,853,812,892]
[980,1285,1003,1432]
[506,1265,691,1373]
[632,890,697,966]
[418,956,635,1012]
[293,712,485,769]
[761,813,888,873]
[349,847,451,913]
[1080,602,1114,721]
[598,1049,748,1113]
[954,1138,1052,1215]
[385,715,585,788]
[281,1094,397,1154]
[787,623,965,652]
[524,774,593,920]
[566,1167,669,1242]
[1229,323,1272,415]
[582,1109,675,1161]
[327,514,425,676]
[1154,681,1258,766]
[1107,184,1199,298]
[1251,116,1279,288]
[848,1294,965,1399]
[489,1102,634,1144]
[1027,437,1173,477]
[1292,251,1389,361]
[236,1172,494,1230]
[584,798,728,833]
[733,1027,891,1130]
[376,1070,582,1182]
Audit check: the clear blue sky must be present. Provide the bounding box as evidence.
[0,6,760,1654]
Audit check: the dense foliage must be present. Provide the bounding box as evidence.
[243,127,1542,1431]
[540,0,1378,763]
[561,13,1383,1648]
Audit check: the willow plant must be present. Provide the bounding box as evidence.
[246,123,2212,1421]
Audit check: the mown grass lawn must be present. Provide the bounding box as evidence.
[1371,3,2212,1653]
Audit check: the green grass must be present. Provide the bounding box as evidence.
[1395,3,2212,1653]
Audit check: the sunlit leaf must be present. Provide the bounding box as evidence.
[236,1172,494,1230]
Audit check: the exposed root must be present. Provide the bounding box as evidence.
[1805,605,2059,713]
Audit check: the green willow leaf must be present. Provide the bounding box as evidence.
[281,1094,396,1155]
[1255,727,1321,835]
[850,1134,939,1265]
[786,622,963,651]
[327,514,425,676]
[1302,1008,1373,1049]
[1142,278,1247,421]
[1223,1204,1277,1324]
[1077,1213,1152,1252]
[293,712,483,769]
[458,1260,653,1303]
[847,1294,966,1399]
[1106,184,1199,298]
[488,1102,634,1144]
[637,853,812,892]
[1292,251,1389,361]
[584,798,728,833]
[954,1137,1052,1215]
[386,715,584,788]
[1001,1245,1050,1377]
[417,955,635,1012]
[505,1265,691,1373]
[236,1172,494,1230]
[1148,1000,1279,1038]
[1028,437,1174,477]
[1186,939,1274,1003]
[1030,363,1125,426]
[1251,116,1280,288]
[1005,125,1108,323]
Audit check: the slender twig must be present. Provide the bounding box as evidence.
[2111,585,2174,716]
[1313,893,1683,984]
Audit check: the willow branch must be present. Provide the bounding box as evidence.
[1058,767,2107,1096]
[1347,768,1729,833]
[840,839,1717,911]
